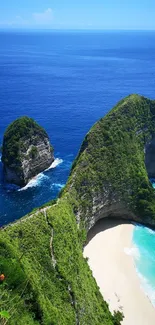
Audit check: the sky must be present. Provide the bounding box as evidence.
[0,0,155,30]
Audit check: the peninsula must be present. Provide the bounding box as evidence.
[1,94,155,324]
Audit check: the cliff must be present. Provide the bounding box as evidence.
[2,117,54,186]
[1,94,155,324]
[65,94,155,230]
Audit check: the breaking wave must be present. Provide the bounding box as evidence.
[124,245,140,260]
[45,158,63,171]
[51,183,65,190]
[132,224,155,308]
[136,270,155,307]
[18,157,63,191]
[18,173,48,191]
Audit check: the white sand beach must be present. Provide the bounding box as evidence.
[83,218,155,325]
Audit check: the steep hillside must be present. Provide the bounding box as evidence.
[2,117,54,186]
[65,94,155,229]
[0,202,117,325]
[1,94,155,324]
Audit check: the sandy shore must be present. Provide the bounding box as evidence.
[83,218,155,325]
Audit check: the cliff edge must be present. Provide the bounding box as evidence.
[65,94,155,229]
[2,116,54,186]
[1,95,155,324]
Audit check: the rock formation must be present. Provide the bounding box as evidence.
[65,94,155,230]
[1,95,155,325]
[2,116,54,186]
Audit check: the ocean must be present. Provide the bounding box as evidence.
[0,30,155,305]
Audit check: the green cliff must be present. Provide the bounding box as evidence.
[65,94,155,229]
[1,94,155,324]
[2,117,54,186]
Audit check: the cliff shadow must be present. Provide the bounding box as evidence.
[85,217,131,246]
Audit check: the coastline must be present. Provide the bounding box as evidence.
[83,218,155,325]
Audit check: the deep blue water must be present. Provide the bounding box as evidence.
[1,30,155,226]
[1,29,155,306]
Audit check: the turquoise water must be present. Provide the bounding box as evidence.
[132,178,155,305]
[1,30,155,308]
[132,221,155,306]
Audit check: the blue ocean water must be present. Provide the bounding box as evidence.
[132,223,155,306]
[130,181,155,306]
[1,30,155,304]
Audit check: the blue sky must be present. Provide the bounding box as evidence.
[0,0,155,30]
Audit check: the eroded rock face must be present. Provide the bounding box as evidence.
[67,95,155,230]
[145,136,155,179]
[2,117,54,187]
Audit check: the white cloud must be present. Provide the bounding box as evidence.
[0,16,28,27]
[0,8,53,28]
[33,8,53,25]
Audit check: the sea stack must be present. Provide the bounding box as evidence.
[2,116,54,187]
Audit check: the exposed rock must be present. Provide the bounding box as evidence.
[65,94,155,230]
[2,116,54,187]
[2,95,155,325]
[145,136,155,178]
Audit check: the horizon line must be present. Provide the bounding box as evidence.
[0,28,155,32]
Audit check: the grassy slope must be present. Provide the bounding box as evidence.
[1,94,155,324]
[0,200,115,325]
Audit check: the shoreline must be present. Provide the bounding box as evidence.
[83,218,155,325]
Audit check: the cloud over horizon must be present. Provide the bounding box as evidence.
[0,8,54,28]
[33,8,53,25]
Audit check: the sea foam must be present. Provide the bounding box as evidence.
[45,158,63,171]
[124,246,140,260]
[18,173,48,191]
[124,239,155,307]
[18,157,63,191]
[136,270,155,307]
[132,224,155,308]
[51,183,65,190]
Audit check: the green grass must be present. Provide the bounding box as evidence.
[2,94,155,324]
[0,199,119,324]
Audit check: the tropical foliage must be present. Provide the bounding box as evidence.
[2,116,49,166]
[2,94,155,324]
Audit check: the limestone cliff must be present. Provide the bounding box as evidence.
[2,117,54,186]
[1,95,155,325]
[65,94,155,230]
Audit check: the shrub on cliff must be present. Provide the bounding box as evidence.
[2,116,48,166]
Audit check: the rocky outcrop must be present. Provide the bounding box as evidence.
[145,136,155,178]
[2,117,54,187]
[66,94,155,230]
[2,95,155,325]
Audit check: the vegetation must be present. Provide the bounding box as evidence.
[1,94,155,324]
[113,311,124,325]
[65,94,155,226]
[29,146,38,159]
[0,200,117,324]
[2,116,50,166]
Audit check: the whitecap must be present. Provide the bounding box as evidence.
[18,158,63,191]
[45,158,63,171]
[147,228,155,235]
[18,173,48,191]
[124,246,140,260]
[152,182,155,189]
[51,183,65,190]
